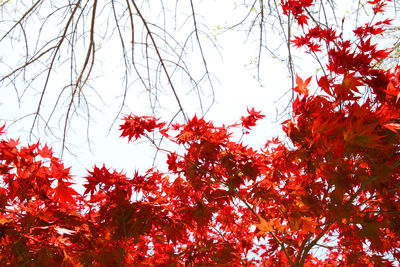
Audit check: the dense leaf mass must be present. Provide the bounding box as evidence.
[1,0,400,265]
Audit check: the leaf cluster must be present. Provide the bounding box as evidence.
[1,0,400,266]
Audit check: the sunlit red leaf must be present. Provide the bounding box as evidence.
[294,74,311,95]
[38,144,53,158]
[384,122,400,134]
[53,182,78,206]
[256,217,274,235]
[241,108,265,130]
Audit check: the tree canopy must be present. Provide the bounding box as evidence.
[1,0,400,265]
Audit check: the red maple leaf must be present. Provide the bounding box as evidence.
[294,74,312,95]
[53,181,78,206]
[240,108,265,130]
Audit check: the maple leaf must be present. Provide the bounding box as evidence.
[384,81,400,102]
[240,108,265,130]
[297,14,309,27]
[167,152,179,172]
[343,122,384,149]
[384,122,400,135]
[299,217,317,233]
[341,72,362,93]
[0,217,12,225]
[120,114,166,142]
[53,181,79,206]
[317,75,334,96]
[256,217,274,235]
[292,36,308,48]
[294,74,311,95]
[38,144,53,158]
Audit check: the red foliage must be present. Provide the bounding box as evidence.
[241,108,265,130]
[120,114,166,141]
[1,0,400,265]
